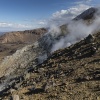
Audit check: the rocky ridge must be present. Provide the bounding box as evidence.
[0,28,47,43]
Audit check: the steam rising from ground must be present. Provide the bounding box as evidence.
[50,9,100,52]
[38,10,100,64]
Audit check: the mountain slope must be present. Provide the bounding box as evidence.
[0,31,100,100]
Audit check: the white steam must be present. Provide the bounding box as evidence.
[50,4,90,26]
[48,24,61,37]
[37,7,100,63]
[51,9,100,52]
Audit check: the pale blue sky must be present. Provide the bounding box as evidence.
[0,0,99,31]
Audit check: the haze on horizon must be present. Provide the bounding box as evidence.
[0,0,99,32]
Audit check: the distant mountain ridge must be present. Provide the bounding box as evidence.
[0,28,47,43]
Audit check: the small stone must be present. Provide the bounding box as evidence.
[11,95,19,100]
[97,97,100,100]
[24,73,31,80]
[85,34,94,44]
[38,68,44,73]
[10,89,16,94]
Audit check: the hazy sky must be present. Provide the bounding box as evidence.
[0,0,99,31]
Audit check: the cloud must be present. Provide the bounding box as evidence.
[0,22,33,31]
[85,0,92,2]
[52,4,90,19]
[0,0,92,32]
[0,22,32,28]
[76,0,92,4]
[38,21,45,25]
[39,0,93,28]
[51,8,100,52]
[38,20,47,25]
[47,4,90,26]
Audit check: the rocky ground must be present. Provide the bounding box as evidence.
[0,31,99,100]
